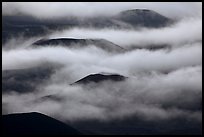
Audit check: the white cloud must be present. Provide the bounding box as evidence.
[48,18,202,48]
[2,37,202,122]
[2,66,202,122]
[2,2,202,19]
[2,43,201,75]
[2,2,202,125]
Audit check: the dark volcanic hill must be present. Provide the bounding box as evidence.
[2,112,82,135]
[116,9,172,28]
[32,38,125,53]
[72,73,126,85]
[2,9,174,44]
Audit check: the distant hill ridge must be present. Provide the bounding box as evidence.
[72,73,127,85]
[2,9,174,44]
[32,38,126,53]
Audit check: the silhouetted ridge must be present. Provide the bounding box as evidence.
[32,38,125,53]
[117,9,172,28]
[33,38,86,46]
[73,73,126,85]
[2,112,82,135]
[3,9,174,43]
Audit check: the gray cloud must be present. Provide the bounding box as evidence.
[2,40,202,122]
[2,2,202,19]
[2,66,202,122]
[2,43,202,75]
[48,18,202,48]
[2,2,202,126]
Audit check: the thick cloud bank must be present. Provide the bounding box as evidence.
[2,2,202,129]
[2,2,202,19]
[2,43,202,122]
[48,18,202,48]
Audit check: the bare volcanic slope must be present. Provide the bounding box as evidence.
[32,38,126,53]
[2,9,174,44]
[115,9,173,28]
[72,73,127,85]
[2,112,82,135]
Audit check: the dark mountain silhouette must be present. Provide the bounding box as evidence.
[32,38,125,53]
[2,112,82,135]
[72,73,126,85]
[2,9,174,44]
[116,9,173,28]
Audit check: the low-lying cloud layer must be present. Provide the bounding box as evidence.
[48,18,202,48]
[2,43,202,75]
[2,2,202,128]
[2,42,202,122]
[2,2,202,19]
[2,65,202,122]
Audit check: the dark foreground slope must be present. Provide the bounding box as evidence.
[2,112,82,135]
[73,116,202,135]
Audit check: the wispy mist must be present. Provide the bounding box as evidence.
[2,2,202,19]
[2,2,202,131]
